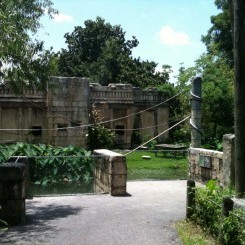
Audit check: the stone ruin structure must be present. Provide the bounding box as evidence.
[0,77,169,149]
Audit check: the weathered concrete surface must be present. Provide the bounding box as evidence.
[0,180,186,245]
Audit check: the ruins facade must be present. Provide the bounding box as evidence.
[0,77,169,149]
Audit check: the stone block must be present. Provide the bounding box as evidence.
[213,158,220,171]
[110,186,127,196]
[109,160,127,175]
[0,180,25,200]
[0,163,26,181]
[0,199,25,226]
[77,102,88,107]
[93,150,127,195]
[109,174,127,187]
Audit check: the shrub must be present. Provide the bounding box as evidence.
[0,143,93,186]
[191,180,245,244]
[87,104,115,150]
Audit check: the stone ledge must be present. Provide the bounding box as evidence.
[0,163,26,181]
[189,147,223,158]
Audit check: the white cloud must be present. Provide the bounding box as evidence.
[158,26,191,46]
[53,13,74,23]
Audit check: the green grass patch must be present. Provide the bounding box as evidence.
[176,220,216,245]
[125,151,188,180]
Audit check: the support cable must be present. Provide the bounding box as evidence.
[0,87,185,132]
[124,115,191,156]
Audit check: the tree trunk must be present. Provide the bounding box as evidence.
[234,0,245,197]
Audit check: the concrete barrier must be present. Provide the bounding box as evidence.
[0,162,26,226]
[93,149,127,196]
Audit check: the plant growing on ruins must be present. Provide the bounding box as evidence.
[87,104,115,150]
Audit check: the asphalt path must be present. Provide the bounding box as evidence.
[0,180,187,245]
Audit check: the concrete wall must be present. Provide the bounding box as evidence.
[93,149,127,196]
[90,83,169,148]
[0,85,47,144]
[0,78,169,148]
[47,77,89,147]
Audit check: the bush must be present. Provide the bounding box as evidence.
[191,180,245,245]
[87,125,115,150]
[0,142,93,186]
[87,104,115,150]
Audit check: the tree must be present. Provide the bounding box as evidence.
[201,0,233,65]
[0,0,57,92]
[57,17,171,87]
[175,54,234,149]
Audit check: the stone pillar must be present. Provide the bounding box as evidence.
[190,77,202,148]
[94,149,127,196]
[222,134,235,188]
[47,77,90,147]
[0,162,26,226]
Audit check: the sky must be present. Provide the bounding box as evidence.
[38,0,219,82]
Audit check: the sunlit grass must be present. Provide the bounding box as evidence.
[124,150,188,180]
[176,220,216,245]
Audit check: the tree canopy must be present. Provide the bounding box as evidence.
[173,0,235,148]
[0,0,57,92]
[201,0,233,65]
[57,17,171,87]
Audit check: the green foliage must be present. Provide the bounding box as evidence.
[0,0,58,92]
[173,0,235,147]
[201,0,233,65]
[0,143,93,186]
[146,139,157,150]
[192,180,223,237]
[191,180,245,244]
[87,104,115,150]
[175,54,234,149]
[176,220,216,245]
[87,125,115,151]
[221,209,245,245]
[130,130,142,148]
[57,16,171,88]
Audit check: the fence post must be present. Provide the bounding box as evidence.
[186,179,196,219]
[222,197,234,217]
[218,197,234,244]
[0,162,26,226]
[190,77,202,148]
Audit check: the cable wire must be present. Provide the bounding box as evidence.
[0,85,185,132]
[124,115,191,156]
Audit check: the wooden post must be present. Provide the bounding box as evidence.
[190,77,202,148]
[234,0,245,197]
[186,179,196,219]
[219,197,234,244]
[222,197,234,217]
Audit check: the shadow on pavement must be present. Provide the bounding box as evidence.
[0,200,83,244]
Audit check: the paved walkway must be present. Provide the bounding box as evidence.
[0,180,187,245]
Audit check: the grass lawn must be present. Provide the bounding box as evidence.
[125,150,188,180]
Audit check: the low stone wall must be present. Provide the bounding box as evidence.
[189,148,223,185]
[189,134,235,187]
[93,149,127,196]
[0,162,26,226]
